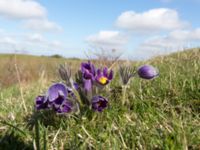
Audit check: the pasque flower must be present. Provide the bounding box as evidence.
[92,96,108,112]
[81,61,96,91]
[95,67,113,86]
[137,65,158,79]
[81,61,96,77]
[47,83,74,113]
[35,83,76,114]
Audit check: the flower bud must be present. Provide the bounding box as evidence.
[138,65,158,79]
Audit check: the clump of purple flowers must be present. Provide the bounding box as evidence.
[35,61,158,114]
[76,61,113,112]
[35,61,114,113]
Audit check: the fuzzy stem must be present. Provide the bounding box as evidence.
[122,85,127,105]
[73,89,83,107]
[35,119,40,150]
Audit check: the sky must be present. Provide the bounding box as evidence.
[0,0,200,60]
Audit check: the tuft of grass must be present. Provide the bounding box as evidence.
[0,48,200,149]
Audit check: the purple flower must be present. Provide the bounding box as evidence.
[81,61,96,91]
[81,61,96,78]
[137,65,158,79]
[95,67,113,86]
[35,95,48,110]
[35,83,76,114]
[46,83,74,113]
[92,96,108,112]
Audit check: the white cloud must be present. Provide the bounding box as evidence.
[0,36,17,45]
[116,8,188,33]
[24,19,63,32]
[0,35,19,52]
[86,30,129,50]
[135,28,200,59]
[0,0,46,19]
[169,29,200,41]
[25,33,63,48]
[50,40,62,48]
[26,33,46,43]
[0,32,64,54]
[0,0,62,33]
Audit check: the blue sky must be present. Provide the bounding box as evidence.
[0,0,200,59]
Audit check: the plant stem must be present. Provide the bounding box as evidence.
[35,119,40,150]
[122,85,127,105]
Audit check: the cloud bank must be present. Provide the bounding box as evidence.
[87,8,199,59]
[116,8,188,33]
[0,0,64,55]
[0,0,62,32]
[0,0,46,19]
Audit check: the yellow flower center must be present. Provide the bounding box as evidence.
[99,77,108,85]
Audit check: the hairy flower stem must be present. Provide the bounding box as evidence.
[35,119,40,150]
[86,91,92,102]
[73,89,83,107]
[122,85,128,105]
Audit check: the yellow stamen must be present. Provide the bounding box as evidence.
[99,77,108,85]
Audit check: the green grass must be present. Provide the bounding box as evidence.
[0,48,200,149]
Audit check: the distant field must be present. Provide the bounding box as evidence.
[0,48,200,149]
[0,54,82,88]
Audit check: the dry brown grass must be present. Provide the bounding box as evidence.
[0,54,82,88]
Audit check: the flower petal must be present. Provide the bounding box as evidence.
[56,100,72,113]
[97,69,101,76]
[83,70,93,79]
[47,83,67,102]
[35,95,48,110]
[73,82,79,90]
[108,70,113,80]
[103,67,108,77]
[84,79,92,92]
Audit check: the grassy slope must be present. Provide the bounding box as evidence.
[0,49,200,149]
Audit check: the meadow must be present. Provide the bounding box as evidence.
[0,48,199,150]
